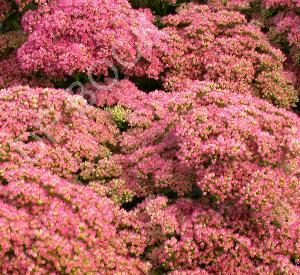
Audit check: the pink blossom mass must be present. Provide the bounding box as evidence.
[0,0,299,274]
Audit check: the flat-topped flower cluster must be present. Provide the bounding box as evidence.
[17,0,167,79]
[162,3,298,107]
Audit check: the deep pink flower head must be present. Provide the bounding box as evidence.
[0,31,52,89]
[162,3,298,107]
[0,86,152,273]
[17,0,167,79]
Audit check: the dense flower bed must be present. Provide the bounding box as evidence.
[0,0,299,274]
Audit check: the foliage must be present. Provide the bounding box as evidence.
[129,0,189,16]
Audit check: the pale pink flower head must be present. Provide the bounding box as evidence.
[162,3,298,107]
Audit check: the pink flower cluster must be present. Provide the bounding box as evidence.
[176,84,300,211]
[0,31,53,89]
[94,80,300,207]
[0,86,134,203]
[0,165,150,273]
[207,0,300,92]
[128,196,300,274]
[270,11,300,87]
[162,3,298,107]
[17,0,167,79]
[0,85,151,273]
[0,52,54,89]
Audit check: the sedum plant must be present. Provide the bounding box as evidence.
[161,3,298,108]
